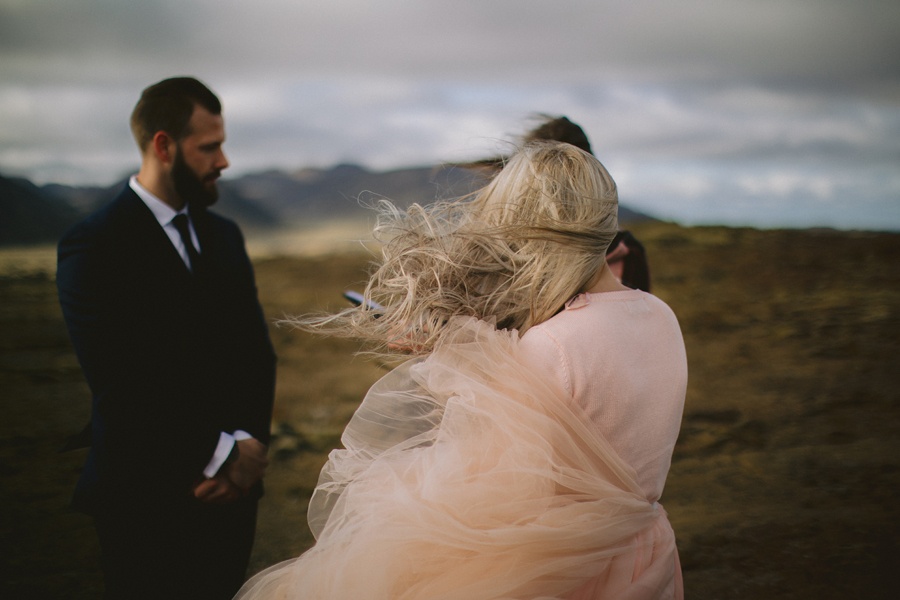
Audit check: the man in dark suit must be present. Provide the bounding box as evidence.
[57,77,277,599]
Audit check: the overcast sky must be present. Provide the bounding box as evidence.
[2,0,898,229]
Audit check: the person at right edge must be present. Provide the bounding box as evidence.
[462,115,651,292]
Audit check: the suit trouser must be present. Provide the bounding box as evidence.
[93,495,258,600]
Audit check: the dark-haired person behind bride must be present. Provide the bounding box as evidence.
[237,142,686,600]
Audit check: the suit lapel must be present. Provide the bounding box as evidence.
[189,205,224,281]
[116,187,194,284]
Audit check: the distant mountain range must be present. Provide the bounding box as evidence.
[0,164,656,246]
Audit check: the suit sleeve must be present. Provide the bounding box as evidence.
[223,225,277,446]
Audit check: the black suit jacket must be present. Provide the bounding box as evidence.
[57,186,276,514]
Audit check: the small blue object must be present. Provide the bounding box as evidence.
[343,290,385,313]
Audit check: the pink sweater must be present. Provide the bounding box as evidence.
[519,290,687,502]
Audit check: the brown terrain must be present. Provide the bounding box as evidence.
[1,222,898,599]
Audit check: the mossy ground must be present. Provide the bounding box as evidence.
[1,223,898,598]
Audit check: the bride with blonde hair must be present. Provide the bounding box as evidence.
[237,142,686,600]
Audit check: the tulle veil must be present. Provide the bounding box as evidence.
[235,318,677,600]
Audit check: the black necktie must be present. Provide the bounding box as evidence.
[171,214,201,274]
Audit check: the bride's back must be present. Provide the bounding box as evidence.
[520,289,688,502]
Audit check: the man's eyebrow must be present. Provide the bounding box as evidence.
[199,141,222,150]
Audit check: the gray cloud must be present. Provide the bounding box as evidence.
[1,0,898,229]
[3,0,898,86]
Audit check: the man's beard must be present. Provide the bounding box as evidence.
[172,148,219,208]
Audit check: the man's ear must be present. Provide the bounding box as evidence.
[152,131,176,165]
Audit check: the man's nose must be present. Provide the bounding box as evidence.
[216,150,229,171]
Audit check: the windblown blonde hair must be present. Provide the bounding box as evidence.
[291,142,619,356]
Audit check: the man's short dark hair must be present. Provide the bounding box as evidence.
[130,77,222,152]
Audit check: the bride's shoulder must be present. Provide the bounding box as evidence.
[517,324,572,397]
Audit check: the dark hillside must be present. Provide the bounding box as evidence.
[0,176,81,246]
[3,165,657,245]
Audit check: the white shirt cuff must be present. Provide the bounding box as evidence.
[203,430,255,478]
[203,432,235,479]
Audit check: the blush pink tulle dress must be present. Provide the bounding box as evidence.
[236,290,687,600]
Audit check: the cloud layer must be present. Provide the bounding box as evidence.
[1,0,898,229]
